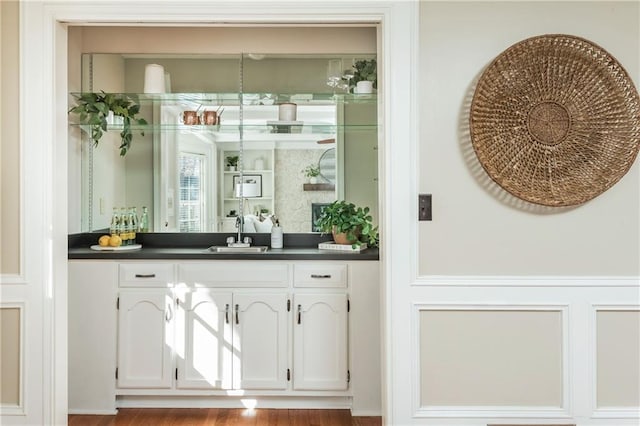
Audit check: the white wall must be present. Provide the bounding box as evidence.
[408,2,640,425]
[0,0,22,412]
[418,1,640,276]
[1,0,20,274]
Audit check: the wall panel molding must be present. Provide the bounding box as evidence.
[404,280,640,423]
[0,274,27,285]
[412,276,639,287]
[412,303,570,419]
[0,302,25,416]
[591,305,640,419]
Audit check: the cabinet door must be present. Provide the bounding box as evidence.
[233,293,289,390]
[69,261,118,413]
[117,290,174,389]
[176,290,233,390]
[293,293,348,390]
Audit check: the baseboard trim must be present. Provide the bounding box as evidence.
[116,395,352,410]
[350,409,383,416]
[68,409,118,415]
[414,406,571,419]
[591,407,640,419]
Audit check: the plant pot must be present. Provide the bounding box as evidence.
[228,166,236,172]
[355,80,374,94]
[332,227,360,245]
[309,176,318,184]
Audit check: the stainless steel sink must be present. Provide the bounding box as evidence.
[206,246,269,253]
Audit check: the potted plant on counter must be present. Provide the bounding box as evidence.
[68,91,148,156]
[314,200,378,248]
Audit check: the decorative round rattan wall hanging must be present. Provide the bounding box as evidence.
[469,34,640,207]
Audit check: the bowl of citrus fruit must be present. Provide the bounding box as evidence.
[91,234,139,251]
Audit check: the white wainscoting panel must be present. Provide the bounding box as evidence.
[0,303,24,415]
[413,304,569,418]
[591,305,640,419]
[405,277,640,425]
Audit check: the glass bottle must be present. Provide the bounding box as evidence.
[119,207,130,245]
[129,207,138,245]
[109,207,120,237]
[271,216,283,248]
[139,206,150,233]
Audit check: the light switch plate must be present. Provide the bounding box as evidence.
[419,194,432,221]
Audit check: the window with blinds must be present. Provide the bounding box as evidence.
[178,152,205,232]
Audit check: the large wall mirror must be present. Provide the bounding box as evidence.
[74,52,378,234]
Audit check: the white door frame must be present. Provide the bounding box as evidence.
[19,1,418,424]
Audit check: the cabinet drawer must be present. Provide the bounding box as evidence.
[119,263,175,287]
[178,262,289,287]
[293,264,347,288]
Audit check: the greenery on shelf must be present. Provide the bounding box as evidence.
[302,164,321,178]
[347,59,377,92]
[314,200,378,248]
[68,92,148,156]
[226,155,239,168]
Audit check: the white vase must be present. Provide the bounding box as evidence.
[355,80,373,94]
[143,64,166,94]
[278,102,297,121]
[309,176,318,184]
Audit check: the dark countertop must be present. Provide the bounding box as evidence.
[68,232,379,261]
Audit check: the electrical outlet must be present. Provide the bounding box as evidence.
[419,194,432,221]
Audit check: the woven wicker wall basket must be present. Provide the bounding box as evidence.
[469,34,640,207]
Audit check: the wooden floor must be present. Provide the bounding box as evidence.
[68,408,382,426]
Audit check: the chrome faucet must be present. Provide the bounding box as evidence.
[236,215,243,245]
[227,216,251,247]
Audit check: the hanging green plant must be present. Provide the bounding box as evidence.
[69,91,148,156]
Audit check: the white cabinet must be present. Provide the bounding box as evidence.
[177,263,289,389]
[176,290,232,390]
[175,290,288,390]
[233,293,289,390]
[293,293,348,390]
[116,263,290,392]
[68,261,118,414]
[69,259,380,414]
[293,263,347,288]
[117,289,174,389]
[292,263,349,390]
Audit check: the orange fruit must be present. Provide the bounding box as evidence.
[98,235,111,247]
[109,235,122,247]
